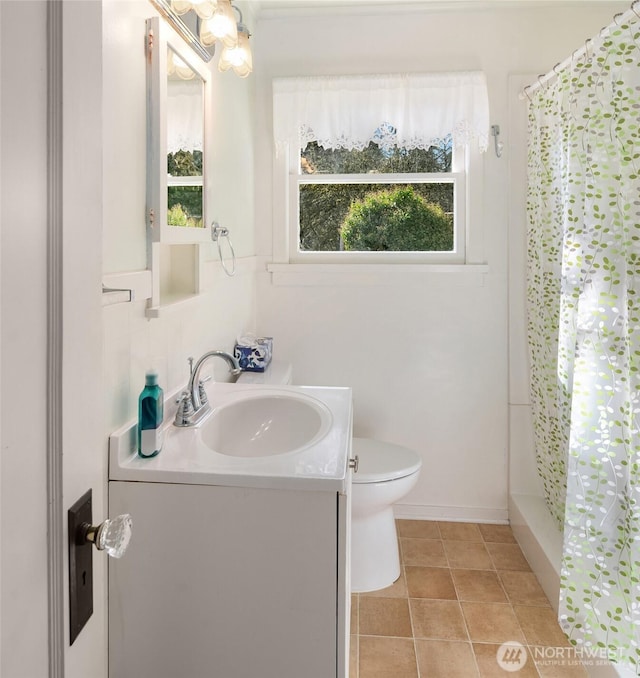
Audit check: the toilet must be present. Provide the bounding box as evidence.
[236,361,422,593]
[350,438,422,592]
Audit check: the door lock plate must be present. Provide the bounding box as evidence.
[68,489,93,645]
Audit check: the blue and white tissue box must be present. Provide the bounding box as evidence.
[234,335,273,372]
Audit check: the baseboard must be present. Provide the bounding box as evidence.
[508,493,562,612]
[393,503,509,524]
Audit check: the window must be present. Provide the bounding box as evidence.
[273,73,489,265]
[296,135,464,262]
[167,149,203,228]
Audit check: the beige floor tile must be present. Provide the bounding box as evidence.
[444,540,494,569]
[499,571,551,607]
[405,566,457,599]
[350,635,358,678]
[359,636,418,678]
[478,524,517,544]
[410,599,469,641]
[351,594,359,634]
[486,542,532,571]
[452,569,508,603]
[462,602,526,644]
[534,655,589,677]
[514,606,572,647]
[401,538,448,567]
[396,519,440,539]
[474,642,540,677]
[351,522,582,677]
[439,521,483,541]
[361,572,408,598]
[359,597,413,638]
[415,640,480,677]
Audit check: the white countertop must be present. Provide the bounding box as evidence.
[109,382,353,492]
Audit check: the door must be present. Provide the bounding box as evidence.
[1,2,107,677]
[1,2,50,675]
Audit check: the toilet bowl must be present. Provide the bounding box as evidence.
[236,362,422,593]
[350,438,422,593]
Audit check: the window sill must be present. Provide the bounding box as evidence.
[266,262,489,287]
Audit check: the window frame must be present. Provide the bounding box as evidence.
[284,141,471,265]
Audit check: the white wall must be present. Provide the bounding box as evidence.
[102,0,258,435]
[253,3,626,522]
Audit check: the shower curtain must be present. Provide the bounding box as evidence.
[526,12,640,672]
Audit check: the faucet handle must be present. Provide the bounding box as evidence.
[173,391,195,427]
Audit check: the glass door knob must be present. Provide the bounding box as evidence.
[79,514,133,559]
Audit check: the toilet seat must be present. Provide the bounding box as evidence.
[352,437,422,484]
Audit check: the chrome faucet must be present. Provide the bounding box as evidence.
[174,350,241,427]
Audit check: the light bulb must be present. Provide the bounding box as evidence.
[199,19,216,47]
[191,0,216,20]
[218,25,252,78]
[199,0,237,48]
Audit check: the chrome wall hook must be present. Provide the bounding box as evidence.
[491,124,503,158]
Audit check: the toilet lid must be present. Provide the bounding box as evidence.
[352,438,422,483]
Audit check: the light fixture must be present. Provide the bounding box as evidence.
[165,0,252,78]
[217,5,252,78]
[190,0,216,19]
[171,0,217,19]
[171,0,197,15]
[199,0,237,49]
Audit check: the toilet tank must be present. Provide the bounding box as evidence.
[235,360,293,386]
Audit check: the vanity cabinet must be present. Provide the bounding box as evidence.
[108,479,351,678]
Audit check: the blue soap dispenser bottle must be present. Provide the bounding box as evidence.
[138,370,164,458]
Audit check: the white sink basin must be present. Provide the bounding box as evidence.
[199,392,332,457]
[109,383,352,491]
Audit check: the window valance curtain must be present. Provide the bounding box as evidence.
[167,79,203,154]
[272,72,490,153]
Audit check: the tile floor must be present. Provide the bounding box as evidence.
[349,520,588,677]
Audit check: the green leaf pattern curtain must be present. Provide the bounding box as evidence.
[526,15,640,672]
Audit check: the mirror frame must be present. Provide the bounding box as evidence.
[149,0,214,63]
[146,15,212,244]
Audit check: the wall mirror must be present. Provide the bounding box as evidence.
[146,16,211,244]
